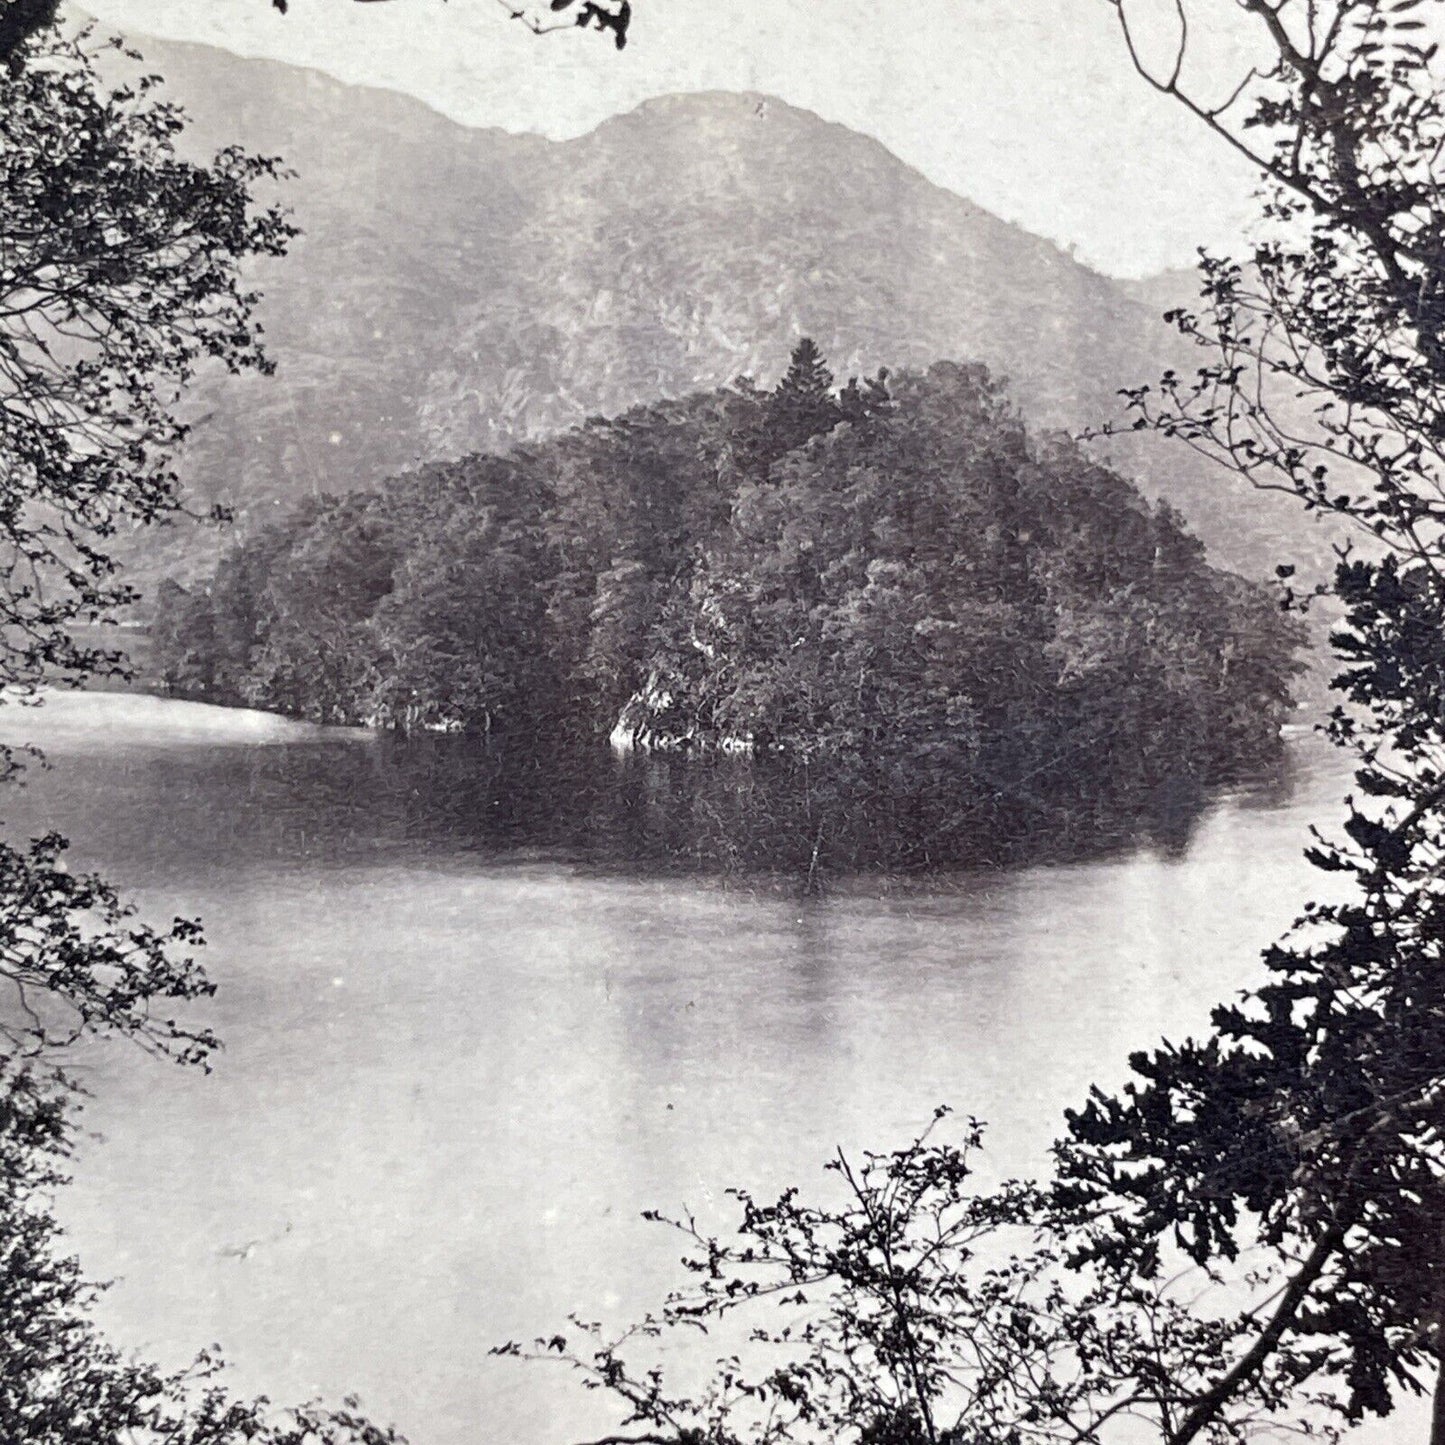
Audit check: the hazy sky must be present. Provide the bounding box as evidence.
[78,0,1270,278]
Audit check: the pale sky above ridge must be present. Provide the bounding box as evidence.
[77,0,1271,279]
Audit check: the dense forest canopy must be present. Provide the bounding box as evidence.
[154,345,1304,812]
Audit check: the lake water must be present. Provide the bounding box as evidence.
[0,692,1397,1444]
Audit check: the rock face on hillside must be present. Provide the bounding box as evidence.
[112,32,1337,589]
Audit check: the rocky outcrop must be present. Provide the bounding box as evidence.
[609,674,753,754]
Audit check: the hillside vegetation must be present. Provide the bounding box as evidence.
[104,33,1342,591]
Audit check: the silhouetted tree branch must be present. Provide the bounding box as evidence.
[268,0,631,46]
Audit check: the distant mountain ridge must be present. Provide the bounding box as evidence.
[107,30,1335,588]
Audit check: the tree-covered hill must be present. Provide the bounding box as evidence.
[154,349,1305,841]
[98,28,1344,594]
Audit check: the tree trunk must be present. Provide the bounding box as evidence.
[1431,1354,1445,1445]
[1169,1223,1344,1445]
[1431,1215,1445,1445]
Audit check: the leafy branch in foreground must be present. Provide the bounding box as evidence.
[0,4,296,1067]
[0,14,402,1442]
[1060,1,1445,1440]
[264,0,633,49]
[497,1110,1350,1445]
[0,6,298,1068]
[0,830,214,1066]
[0,19,294,694]
[0,1062,406,1445]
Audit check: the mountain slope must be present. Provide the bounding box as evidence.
[108,32,1333,587]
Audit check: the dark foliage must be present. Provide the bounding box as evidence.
[499,1111,1351,1445]
[154,347,1303,838]
[0,10,295,1062]
[0,1061,406,1444]
[0,830,215,1065]
[263,0,633,49]
[1052,2,1445,1442]
[0,22,293,697]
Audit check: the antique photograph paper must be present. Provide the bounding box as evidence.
[0,3,1441,1444]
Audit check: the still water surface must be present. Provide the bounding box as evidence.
[0,693,1382,1444]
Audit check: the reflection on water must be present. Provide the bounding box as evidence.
[0,692,1300,882]
[0,693,1383,1445]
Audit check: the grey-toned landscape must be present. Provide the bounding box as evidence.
[3,4,1443,1445]
[129,38,1336,589]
